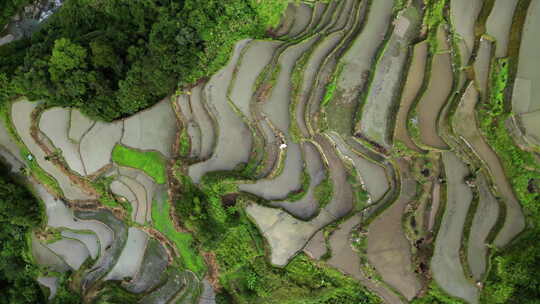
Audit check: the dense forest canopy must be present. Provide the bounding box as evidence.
[0,0,287,121]
[0,163,45,303]
[0,163,82,304]
[0,0,32,28]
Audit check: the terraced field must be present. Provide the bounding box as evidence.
[1,0,537,303]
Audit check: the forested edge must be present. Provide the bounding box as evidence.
[0,0,288,121]
[0,161,82,303]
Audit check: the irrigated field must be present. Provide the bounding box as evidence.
[0,1,536,303]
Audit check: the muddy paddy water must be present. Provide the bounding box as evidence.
[12,99,95,200]
[450,0,483,64]
[468,174,499,281]
[40,108,86,175]
[359,7,420,147]
[454,83,524,247]
[513,0,540,114]
[432,152,478,303]
[486,0,520,58]
[395,41,428,151]
[270,142,325,219]
[367,160,421,300]
[416,26,452,150]
[188,39,253,183]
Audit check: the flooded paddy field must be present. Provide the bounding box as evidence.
[450,0,483,64]
[270,141,325,219]
[359,7,421,147]
[414,26,452,150]
[367,160,421,300]
[454,83,524,247]
[188,39,253,183]
[3,1,537,303]
[486,0,520,58]
[123,238,169,294]
[394,41,428,151]
[432,152,478,303]
[467,174,499,281]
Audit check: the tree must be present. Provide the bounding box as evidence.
[0,164,45,304]
[481,231,540,304]
[0,0,289,121]
[47,38,92,105]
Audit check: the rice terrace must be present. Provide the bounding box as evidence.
[0,0,539,303]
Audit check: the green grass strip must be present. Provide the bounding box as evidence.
[314,176,333,208]
[111,144,167,184]
[152,192,206,277]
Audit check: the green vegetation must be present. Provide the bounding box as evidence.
[0,164,46,303]
[173,171,380,303]
[482,59,508,122]
[0,102,62,196]
[92,175,122,209]
[321,65,343,107]
[479,58,539,219]
[407,113,421,145]
[111,144,167,184]
[346,168,370,211]
[424,0,446,53]
[412,283,466,304]
[353,187,370,211]
[289,50,311,143]
[174,173,238,242]
[314,177,333,208]
[178,128,190,158]
[151,190,206,277]
[476,58,540,304]
[481,231,540,304]
[0,0,288,121]
[0,0,31,29]
[424,0,446,30]
[284,169,311,202]
[0,161,82,303]
[2,0,538,303]
[215,210,380,303]
[92,281,140,304]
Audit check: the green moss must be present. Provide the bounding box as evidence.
[111,144,167,184]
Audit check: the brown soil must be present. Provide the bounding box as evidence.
[202,251,222,291]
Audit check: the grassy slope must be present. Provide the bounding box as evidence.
[111,144,167,184]
[477,1,540,301]
[152,191,206,277]
[111,144,206,275]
